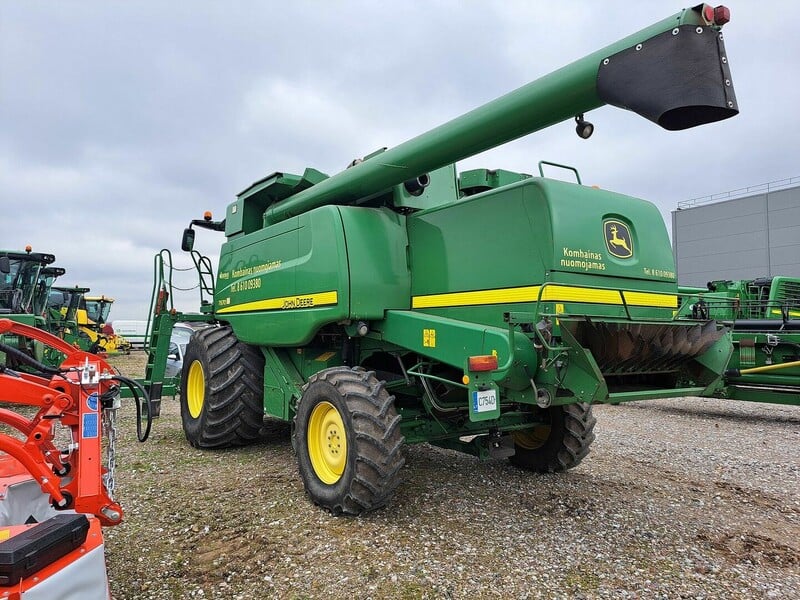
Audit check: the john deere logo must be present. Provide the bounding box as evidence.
[604,219,633,259]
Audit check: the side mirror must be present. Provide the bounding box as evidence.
[181,228,195,252]
[0,256,9,274]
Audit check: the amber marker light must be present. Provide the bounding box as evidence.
[468,355,498,372]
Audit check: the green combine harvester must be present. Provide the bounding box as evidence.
[682,277,800,405]
[145,4,741,514]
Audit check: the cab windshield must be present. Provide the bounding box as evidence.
[32,270,63,316]
[85,300,111,325]
[0,258,43,314]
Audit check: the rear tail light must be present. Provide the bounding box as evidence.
[468,354,498,372]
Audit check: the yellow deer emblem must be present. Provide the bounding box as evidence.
[609,225,630,253]
[604,220,633,259]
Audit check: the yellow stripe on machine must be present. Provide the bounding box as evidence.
[771,309,800,318]
[411,284,676,309]
[217,291,338,314]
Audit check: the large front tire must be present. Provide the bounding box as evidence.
[180,326,264,449]
[510,403,596,472]
[293,367,405,515]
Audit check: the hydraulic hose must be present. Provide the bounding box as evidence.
[0,341,62,376]
[108,374,152,442]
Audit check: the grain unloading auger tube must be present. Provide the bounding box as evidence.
[258,4,736,226]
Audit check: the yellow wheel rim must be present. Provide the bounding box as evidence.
[186,360,206,419]
[512,424,552,450]
[307,401,347,485]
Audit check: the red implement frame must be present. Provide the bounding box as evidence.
[0,318,123,526]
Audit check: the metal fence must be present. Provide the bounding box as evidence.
[678,175,800,209]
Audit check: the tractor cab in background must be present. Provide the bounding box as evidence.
[0,249,55,325]
[84,295,114,328]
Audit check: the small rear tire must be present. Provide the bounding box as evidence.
[293,367,405,515]
[510,403,596,472]
[180,326,264,449]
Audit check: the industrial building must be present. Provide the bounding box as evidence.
[672,177,800,286]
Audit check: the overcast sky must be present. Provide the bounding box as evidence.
[1,1,797,320]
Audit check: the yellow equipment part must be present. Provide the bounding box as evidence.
[77,297,132,355]
[77,325,131,354]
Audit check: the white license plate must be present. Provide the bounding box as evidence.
[473,389,497,413]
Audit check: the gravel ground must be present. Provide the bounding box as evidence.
[103,353,800,599]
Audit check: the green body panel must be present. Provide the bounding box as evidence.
[216,208,350,346]
[379,310,536,388]
[217,205,410,345]
[689,329,735,393]
[558,324,609,404]
[459,168,531,196]
[227,169,329,239]
[392,164,459,212]
[338,208,410,319]
[2,314,37,327]
[262,347,305,420]
[408,179,676,316]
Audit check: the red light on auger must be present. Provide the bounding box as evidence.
[714,5,730,26]
[703,4,715,23]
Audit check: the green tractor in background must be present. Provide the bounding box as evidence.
[682,277,800,405]
[0,248,56,327]
[0,248,64,367]
[0,250,131,368]
[144,4,741,514]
